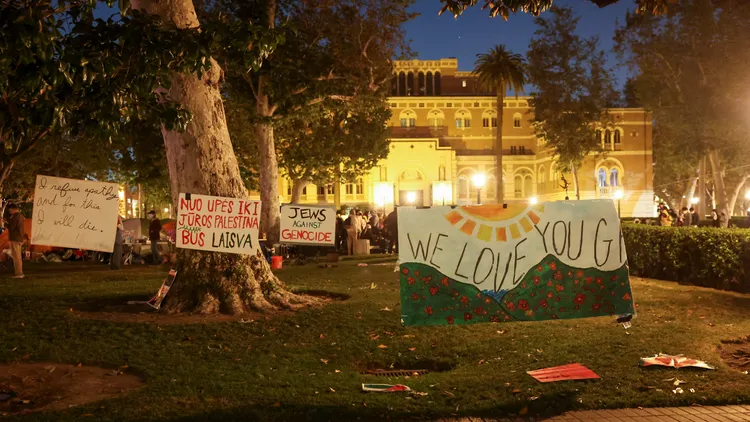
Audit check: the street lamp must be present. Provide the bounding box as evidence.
[691,197,700,205]
[472,173,486,205]
[613,189,624,218]
[529,196,538,205]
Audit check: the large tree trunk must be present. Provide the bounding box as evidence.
[131,0,315,314]
[290,179,307,204]
[256,0,282,245]
[495,87,504,203]
[728,175,749,217]
[707,149,729,227]
[682,176,697,209]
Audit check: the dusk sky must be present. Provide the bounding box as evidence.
[405,0,635,90]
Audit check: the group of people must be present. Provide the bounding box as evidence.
[335,208,399,255]
[110,210,163,269]
[656,203,726,227]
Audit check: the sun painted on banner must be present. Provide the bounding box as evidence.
[398,200,635,326]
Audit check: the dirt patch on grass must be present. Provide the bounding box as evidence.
[719,336,750,373]
[0,363,142,416]
[70,290,346,325]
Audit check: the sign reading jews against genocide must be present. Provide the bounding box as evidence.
[176,193,261,255]
[280,204,335,246]
[31,175,120,252]
[398,200,635,326]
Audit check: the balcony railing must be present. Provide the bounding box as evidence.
[389,126,448,138]
[456,148,535,156]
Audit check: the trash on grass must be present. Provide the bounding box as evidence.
[362,384,412,392]
[640,354,715,370]
[358,263,368,267]
[527,363,600,383]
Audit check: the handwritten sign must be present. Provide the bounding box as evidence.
[398,200,635,326]
[31,175,120,252]
[176,193,260,255]
[280,205,335,246]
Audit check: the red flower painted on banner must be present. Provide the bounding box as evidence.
[554,271,563,281]
[474,306,483,315]
[536,265,544,272]
[574,294,586,305]
[611,274,618,281]
[489,315,500,323]
[533,276,541,285]
[407,277,415,285]
[574,305,580,310]
[549,262,557,271]
[460,296,469,304]
[585,276,593,284]
[415,270,421,277]
[574,279,579,285]
[522,282,528,288]
[551,314,559,319]
[547,292,554,299]
[518,299,529,311]
[559,307,566,312]
[592,303,602,311]
[429,286,439,296]
[464,312,473,321]
[442,277,450,287]
[540,299,548,309]
[401,268,409,275]
[596,277,603,285]
[484,298,492,304]
[623,292,632,301]
[446,316,454,324]
[576,270,584,278]
[425,306,433,315]
[451,289,460,297]
[411,293,420,301]
[506,301,516,312]
[567,271,573,278]
[555,284,565,292]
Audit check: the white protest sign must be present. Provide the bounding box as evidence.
[31,175,120,252]
[176,193,261,255]
[280,204,335,246]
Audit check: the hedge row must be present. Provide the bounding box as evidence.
[622,225,750,292]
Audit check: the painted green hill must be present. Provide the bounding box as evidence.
[400,255,635,327]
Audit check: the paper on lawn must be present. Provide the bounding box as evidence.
[527,363,600,383]
[640,354,715,370]
[361,384,412,392]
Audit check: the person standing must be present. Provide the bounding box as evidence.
[6,204,24,278]
[345,209,358,255]
[110,216,124,270]
[148,210,162,264]
[384,208,398,254]
[689,207,699,226]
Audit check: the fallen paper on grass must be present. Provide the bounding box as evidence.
[640,354,715,370]
[527,363,600,383]
[362,384,412,392]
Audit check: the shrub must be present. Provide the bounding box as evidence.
[622,225,750,292]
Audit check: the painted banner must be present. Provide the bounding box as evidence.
[176,193,260,255]
[398,200,635,326]
[280,205,335,246]
[31,175,120,252]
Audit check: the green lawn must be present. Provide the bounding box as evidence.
[1,260,750,421]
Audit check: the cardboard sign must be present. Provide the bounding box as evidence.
[398,200,636,326]
[176,193,260,255]
[31,175,120,252]
[280,205,335,246]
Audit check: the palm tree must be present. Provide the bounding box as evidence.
[473,45,528,204]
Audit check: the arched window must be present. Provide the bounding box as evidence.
[454,109,471,129]
[434,71,441,95]
[524,175,533,198]
[604,129,612,145]
[596,129,602,144]
[426,72,434,96]
[481,110,497,128]
[406,72,414,96]
[598,168,608,187]
[539,166,546,191]
[458,176,469,199]
[398,72,406,96]
[427,109,445,127]
[614,128,622,144]
[391,75,398,96]
[514,175,523,198]
[417,72,425,95]
[513,113,522,128]
[610,168,619,187]
[486,175,497,199]
[399,109,416,128]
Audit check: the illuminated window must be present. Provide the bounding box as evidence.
[610,169,619,187]
[355,177,364,195]
[462,80,467,87]
[513,113,522,128]
[483,118,489,128]
[455,119,463,128]
[598,169,608,187]
[345,184,354,195]
[604,130,612,144]
[614,129,622,144]
[317,185,326,195]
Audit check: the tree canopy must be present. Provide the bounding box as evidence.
[527,6,617,199]
[439,0,675,20]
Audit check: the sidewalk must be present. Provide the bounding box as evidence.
[440,405,750,421]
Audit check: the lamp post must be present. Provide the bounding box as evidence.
[613,189,624,219]
[472,173,486,205]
